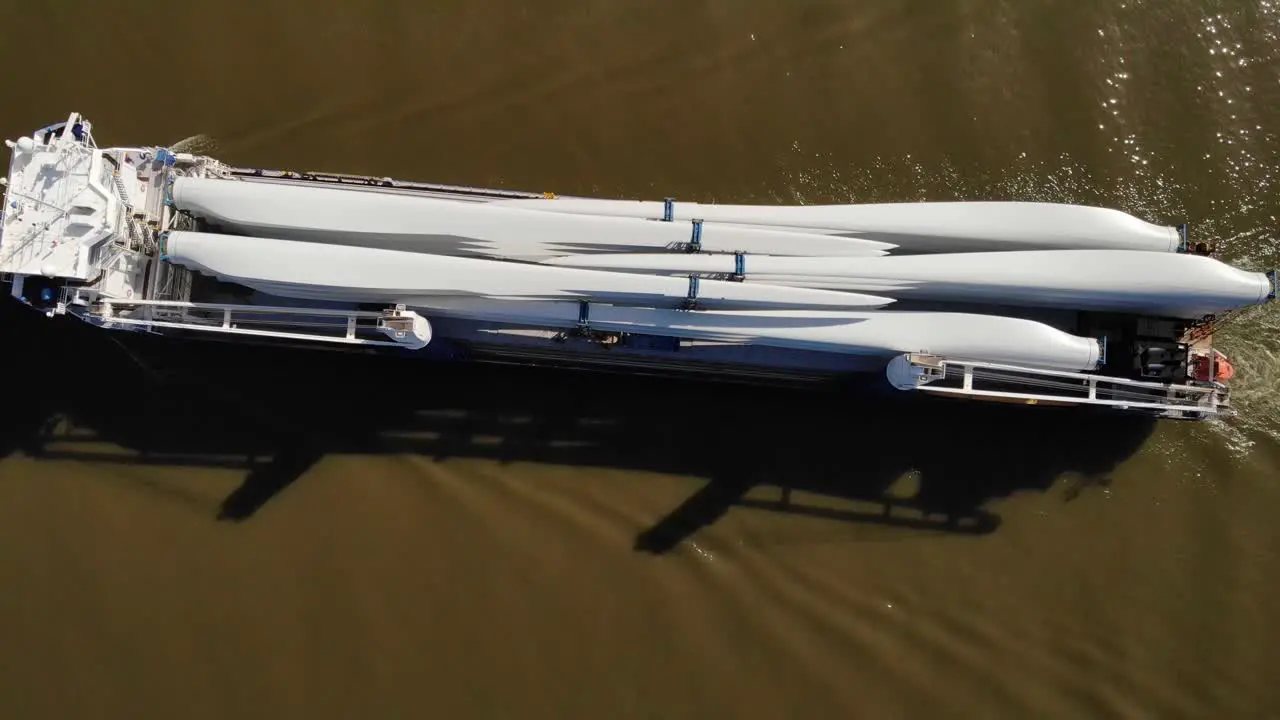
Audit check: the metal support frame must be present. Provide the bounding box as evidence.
[682,276,700,310]
[85,298,431,349]
[887,353,1227,419]
[687,219,703,252]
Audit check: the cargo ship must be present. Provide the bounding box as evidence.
[2,113,1271,419]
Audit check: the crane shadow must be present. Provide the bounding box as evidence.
[2,298,1157,552]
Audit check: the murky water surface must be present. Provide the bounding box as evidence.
[0,2,1277,717]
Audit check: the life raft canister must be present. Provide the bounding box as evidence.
[1191,349,1235,382]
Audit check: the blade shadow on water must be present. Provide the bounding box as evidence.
[0,299,1156,552]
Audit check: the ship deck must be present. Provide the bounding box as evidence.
[0,114,1239,421]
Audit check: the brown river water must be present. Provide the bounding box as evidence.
[1,1,1279,717]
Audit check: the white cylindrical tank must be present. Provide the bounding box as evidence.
[544,249,1273,318]
[169,177,896,260]
[414,297,1104,372]
[490,196,1182,253]
[161,231,895,312]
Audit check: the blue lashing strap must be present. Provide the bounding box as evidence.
[1268,270,1279,301]
[1097,334,1108,368]
[734,252,746,280]
[683,275,700,309]
[158,231,170,261]
[1176,223,1189,253]
[687,219,703,252]
[577,300,590,328]
[662,197,675,222]
[163,174,175,207]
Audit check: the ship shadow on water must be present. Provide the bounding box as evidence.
[2,299,1156,553]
